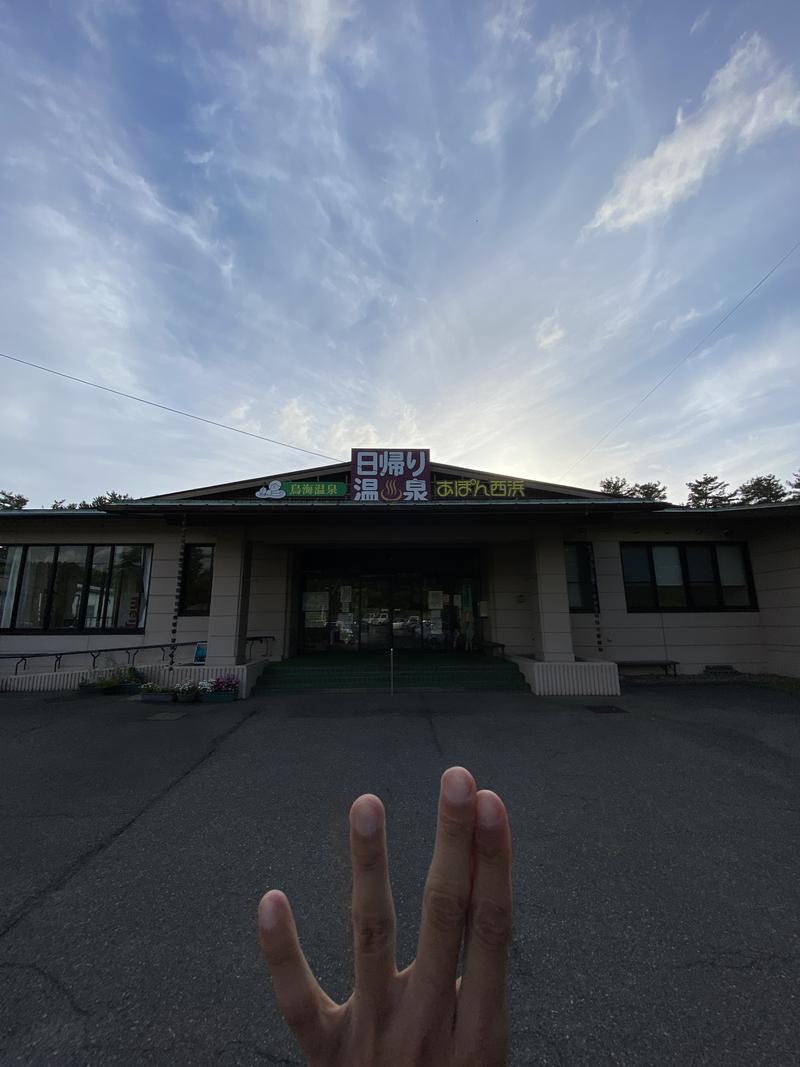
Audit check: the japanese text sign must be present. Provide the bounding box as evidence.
[351,449,431,502]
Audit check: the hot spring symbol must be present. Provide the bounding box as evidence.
[380,478,403,502]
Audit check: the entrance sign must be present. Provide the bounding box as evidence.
[256,480,347,499]
[351,449,431,502]
[435,479,525,499]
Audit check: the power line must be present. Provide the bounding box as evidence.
[0,350,344,464]
[559,237,800,479]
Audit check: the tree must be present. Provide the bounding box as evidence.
[599,477,668,501]
[0,490,27,510]
[737,474,786,505]
[599,476,631,496]
[787,471,800,500]
[51,491,133,510]
[686,474,736,508]
[630,481,668,502]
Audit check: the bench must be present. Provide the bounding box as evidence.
[616,659,678,678]
[475,639,506,658]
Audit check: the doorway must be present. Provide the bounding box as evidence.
[297,547,482,654]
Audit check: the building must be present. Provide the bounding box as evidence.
[1,449,798,696]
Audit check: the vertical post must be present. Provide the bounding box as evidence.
[390,647,394,697]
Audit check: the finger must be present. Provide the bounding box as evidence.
[350,794,396,998]
[258,890,333,1051]
[413,766,477,1000]
[456,790,512,1044]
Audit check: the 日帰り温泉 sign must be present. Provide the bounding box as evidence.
[351,449,431,502]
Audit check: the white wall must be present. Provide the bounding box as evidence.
[750,527,800,677]
[570,533,765,675]
[246,543,290,660]
[487,542,536,655]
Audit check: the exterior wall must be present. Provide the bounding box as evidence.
[0,518,217,675]
[486,542,536,656]
[247,543,290,660]
[750,527,800,677]
[568,523,768,675]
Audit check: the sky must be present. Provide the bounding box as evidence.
[1,0,799,507]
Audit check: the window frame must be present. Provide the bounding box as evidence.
[178,544,215,617]
[0,543,153,634]
[564,541,599,613]
[620,541,758,613]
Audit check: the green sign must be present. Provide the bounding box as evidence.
[255,480,347,500]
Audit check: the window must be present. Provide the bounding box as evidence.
[565,542,597,612]
[0,544,152,631]
[179,545,214,615]
[620,543,756,612]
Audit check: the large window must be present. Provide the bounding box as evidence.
[565,543,597,612]
[0,544,152,631]
[179,545,215,615]
[620,542,756,612]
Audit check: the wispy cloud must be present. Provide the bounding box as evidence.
[536,315,566,349]
[588,33,800,232]
[690,9,711,36]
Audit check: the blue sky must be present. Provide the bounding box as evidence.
[1,0,799,506]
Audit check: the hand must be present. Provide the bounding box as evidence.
[258,766,513,1066]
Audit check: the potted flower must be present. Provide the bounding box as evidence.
[174,680,199,704]
[198,674,239,703]
[140,681,176,704]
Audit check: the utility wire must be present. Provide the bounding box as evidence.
[0,350,344,464]
[559,237,800,479]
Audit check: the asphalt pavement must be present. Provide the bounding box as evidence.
[1,682,798,1065]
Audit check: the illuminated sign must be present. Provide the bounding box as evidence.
[351,449,431,502]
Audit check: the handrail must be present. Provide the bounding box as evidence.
[0,634,276,676]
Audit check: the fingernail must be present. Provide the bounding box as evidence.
[352,799,379,837]
[477,792,503,828]
[260,892,280,931]
[443,767,473,804]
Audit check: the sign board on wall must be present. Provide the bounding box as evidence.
[351,449,431,502]
[256,480,347,499]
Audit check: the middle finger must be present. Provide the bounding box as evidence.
[413,766,477,999]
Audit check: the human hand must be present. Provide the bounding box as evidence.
[258,766,512,1066]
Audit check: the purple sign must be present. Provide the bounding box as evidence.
[351,449,431,502]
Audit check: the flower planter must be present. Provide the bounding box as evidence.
[199,691,238,704]
[176,691,198,704]
[79,681,142,696]
[141,692,176,704]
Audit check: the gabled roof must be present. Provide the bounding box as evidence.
[137,460,623,503]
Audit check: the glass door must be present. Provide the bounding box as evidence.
[359,578,391,650]
[392,573,423,650]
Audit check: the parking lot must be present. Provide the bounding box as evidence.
[1,681,799,1065]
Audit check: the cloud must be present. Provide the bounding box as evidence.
[689,10,710,36]
[471,97,512,145]
[485,0,532,45]
[588,33,800,232]
[536,315,566,349]
[533,27,582,121]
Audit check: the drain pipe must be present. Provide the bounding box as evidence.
[390,647,394,698]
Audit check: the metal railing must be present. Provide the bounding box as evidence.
[0,635,275,677]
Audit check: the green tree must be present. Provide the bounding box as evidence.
[787,470,800,500]
[51,491,132,510]
[737,474,787,504]
[630,481,668,501]
[599,476,631,496]
[686,474,736,508]
[0,490,27,510]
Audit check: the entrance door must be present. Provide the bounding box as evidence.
[359,578,391,650]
